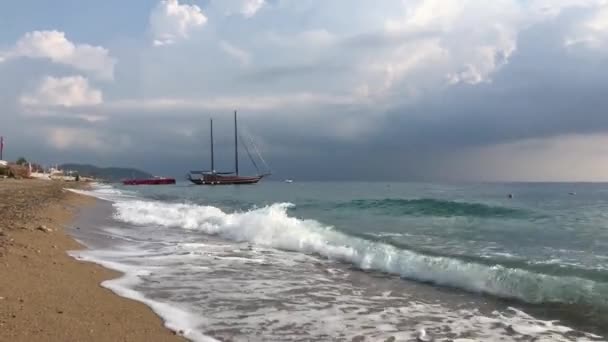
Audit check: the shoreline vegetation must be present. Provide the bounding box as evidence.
[0,179,185,342]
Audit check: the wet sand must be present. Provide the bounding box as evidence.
[0,179,185,342]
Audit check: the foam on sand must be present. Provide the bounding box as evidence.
[70,250,218,342]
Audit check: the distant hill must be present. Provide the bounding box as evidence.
[60,163,152,182]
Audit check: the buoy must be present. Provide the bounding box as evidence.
[507,194,513,199]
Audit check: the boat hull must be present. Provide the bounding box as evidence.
[123,178,176,185]
[188,174,262,185]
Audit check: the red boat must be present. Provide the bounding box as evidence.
[188,111,270,186]
[122,177,176,185]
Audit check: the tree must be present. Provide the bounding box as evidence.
[16,157,27,165]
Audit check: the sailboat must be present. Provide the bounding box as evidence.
[187,111,270,185]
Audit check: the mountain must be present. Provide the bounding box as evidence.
[60,164,152,182]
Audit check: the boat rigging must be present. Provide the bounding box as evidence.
[187,111,270,185]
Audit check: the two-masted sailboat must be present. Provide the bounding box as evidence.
[187,111,270,185]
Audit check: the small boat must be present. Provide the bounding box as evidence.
[123,177,176,185]
[284,179,293,183]
[188,111,270,185]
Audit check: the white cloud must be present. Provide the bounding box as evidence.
[220,41,251,66]
[74,114,107,123]
[361,39,448,99]
[376,0,607,88]
[385,0,467,32]
[20,76,103,108]
[214,0,266,18]
[241,0,266,18]
[383,0,521,86]
[565,3,608,48]
[0,30,115,80]
[447,30,517,84]
[150,0,207,46]
[105,92,359,112]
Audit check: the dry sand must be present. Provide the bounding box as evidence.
[0,179,186,342]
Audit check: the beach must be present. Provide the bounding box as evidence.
[0,179,184,342]
[2,179,605,341]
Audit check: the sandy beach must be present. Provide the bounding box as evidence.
[0,179,185,342]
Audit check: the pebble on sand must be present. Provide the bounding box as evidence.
[36,225,52,233]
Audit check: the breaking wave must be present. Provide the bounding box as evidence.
[112,200,608,310]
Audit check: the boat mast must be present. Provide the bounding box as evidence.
[210,118,215,173]
[234,110,239,176]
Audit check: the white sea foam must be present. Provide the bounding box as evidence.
[68,184,136,202]
[72,237,604,342]
[67,183,606,341]
[111,199,608,308]
[70,250,218,342]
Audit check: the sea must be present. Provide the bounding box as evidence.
[68,181,608,342]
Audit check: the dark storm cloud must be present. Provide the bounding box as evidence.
[372,19,608,154]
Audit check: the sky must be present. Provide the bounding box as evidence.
[2,0,608,181]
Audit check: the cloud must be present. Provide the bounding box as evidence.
[150,0,207,46]
[47,126,105,150]
[263,29,337,50]
[0,30,115,80]
[565,3,608,48]
[6,0,608,180]
[43,126,130,152]
[220,41,251,66]
[447,32,517,85]
[73,114,107,123]
[527,0,605,18]
[213,0,266,18]
[20,75,103,108]
[383,0,520,86]
[104,92,359,112]
[359,38,448,99]
[241,0,266,18]
[248,1,526,106]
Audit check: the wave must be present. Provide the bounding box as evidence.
[69,251,218,342]
[112,200,608,310]
[332,198,529,218]
[69,184,137,202]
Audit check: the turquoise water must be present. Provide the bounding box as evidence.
[135,181,608,281]
[71,181,608,341]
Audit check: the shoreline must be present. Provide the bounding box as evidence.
[0,180,186,342]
